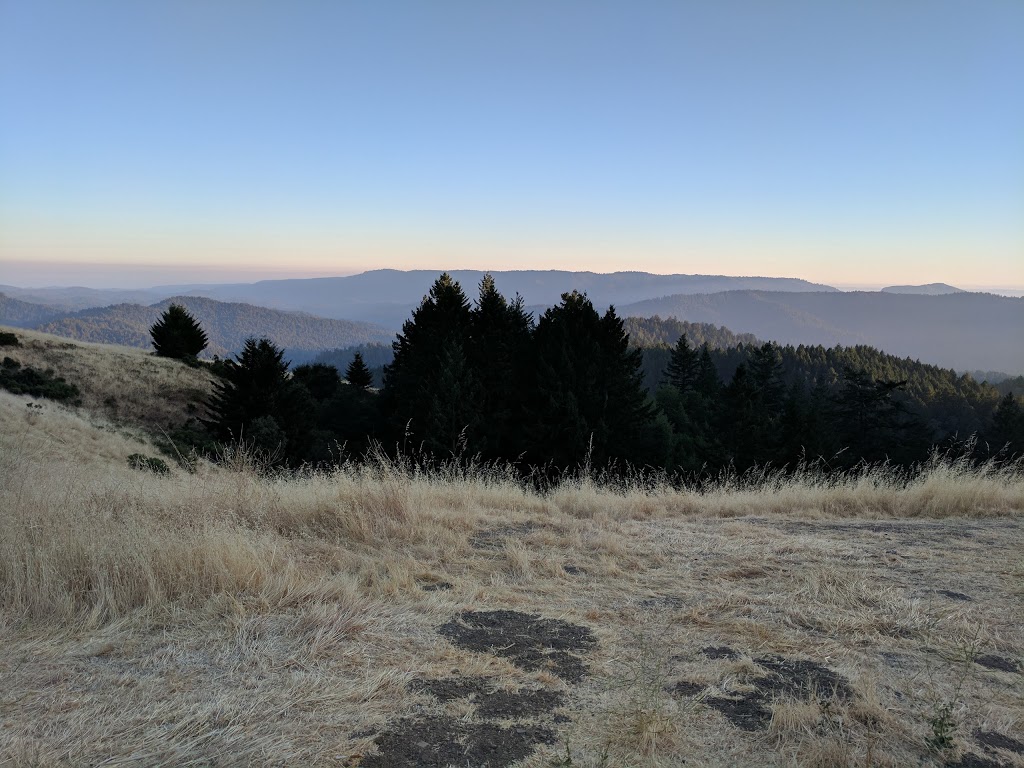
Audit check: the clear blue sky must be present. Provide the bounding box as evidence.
[1,1,1022,289]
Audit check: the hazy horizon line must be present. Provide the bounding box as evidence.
[2,260,1023,297]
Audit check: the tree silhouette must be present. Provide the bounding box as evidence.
[345,352,374,390]
[149,303,208,359]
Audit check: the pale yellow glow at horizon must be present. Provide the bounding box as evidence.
[2,217,1022,289]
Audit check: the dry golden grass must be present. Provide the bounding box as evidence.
[0,325,215,431]
[1,330,1022,767]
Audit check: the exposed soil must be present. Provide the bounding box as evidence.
[975,729,1024,754]
[974,654,1020,673]
[475,689,566,720]
[935,589,973,601]
[410,677,566,720]
[438,610,597,682]
[752,656,854,701]
[365,612,595,766]
[945,753,1007,768]
[704,695,773,731]
[703,654,854,732]
[409,676,491,702]
[668,680,706,697]
[362,715,556,768]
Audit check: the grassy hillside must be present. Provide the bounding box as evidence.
[1,331,1022,767]
[0,325,215,430]
[33,295,395,358]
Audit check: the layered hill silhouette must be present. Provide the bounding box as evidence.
[0,284,166,310]
[28,296,394,358]
[881,283,966,295]
[153,269,839,327]
[617,290,1024,374]
[0,293,68,327]
[4,269,1022,373]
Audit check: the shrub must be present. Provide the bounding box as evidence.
[126,453,170,475]
[0,331,20,347]
[0,357,81,402]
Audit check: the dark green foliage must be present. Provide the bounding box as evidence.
[149,303,209,359]
[204,338,314,466]
[987,393,1024,454]
[345,353,374,390]
[382,273,477,456]
[466,275,534,460]
[0,331,20,347]
[311,343,393,388]
[127,453,170,475]
[130,275,1019,477]
[665,334,699,392]
[0,357,80,402]
[154,418,221,469]
[624,316,759,350]
[524,292,656,470]
[293,363,342,400]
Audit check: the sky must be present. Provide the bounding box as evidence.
[1,1,1022,290]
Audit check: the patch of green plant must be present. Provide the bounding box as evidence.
[0,357,81,403]
[0,331,21,347]
[126,453,170,475]
[154,418,221,471]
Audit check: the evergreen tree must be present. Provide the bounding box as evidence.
[831,367,924,465]
[467,274,533,460]
[381,273,476,455]
[987,392,1024,455]
[149,303,208,359]
[524,292,655,471]
[665,333,700,392]
[292,363,342,401]
[345,352,374,390]
[205,338,313,464]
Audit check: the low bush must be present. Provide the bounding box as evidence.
[126,453,171,475]
[0,357,81,402]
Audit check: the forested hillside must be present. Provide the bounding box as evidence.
[183,274,1023,477]
[0,293,66,327]
[33,296,394,357]
[623,316,759,349]
[619,290,1024,374]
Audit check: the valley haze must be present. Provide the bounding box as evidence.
[2,269,1022,375]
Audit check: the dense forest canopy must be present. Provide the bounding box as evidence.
[192,274,1023,476]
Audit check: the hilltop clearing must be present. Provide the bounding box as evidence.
[0,331,1022,767]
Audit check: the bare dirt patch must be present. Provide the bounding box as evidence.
[704,655,854,732]
[975,729,1024,755]
[974,654,1021,673]
[362,715,557,768]
[438,610,597,682]
[410,677,566,719]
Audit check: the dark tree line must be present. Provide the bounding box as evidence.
[191,273,1024,474]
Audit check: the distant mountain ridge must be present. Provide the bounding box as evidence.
[0,284,166,310]
[618,290,1024,374]
[31,296,394,358]
[152,269,840,328]
[0,293,68,327]
[881,283,966,295]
